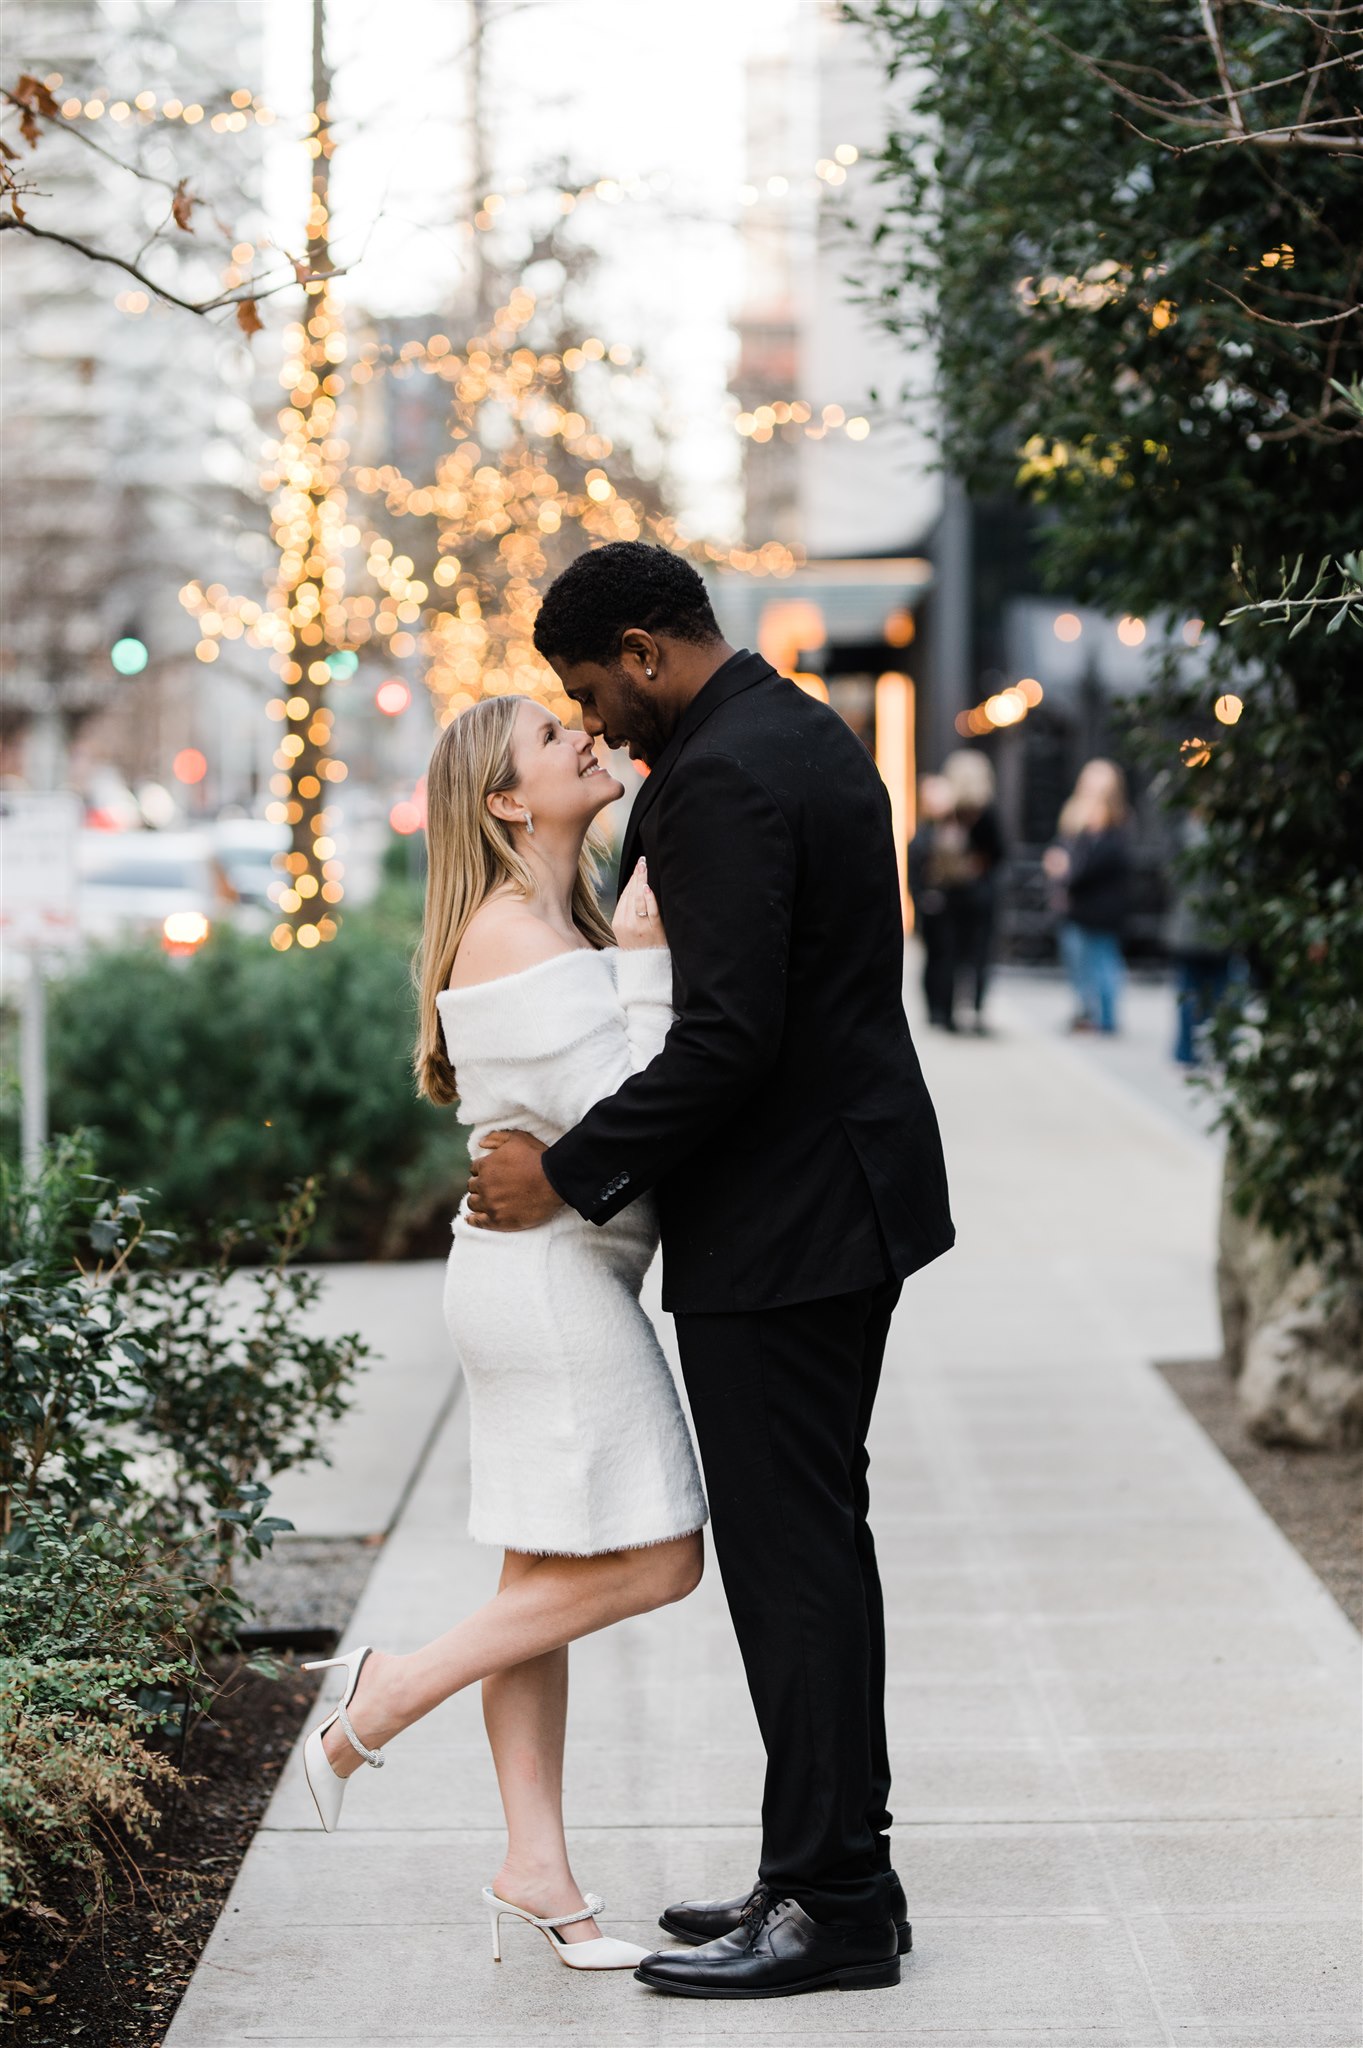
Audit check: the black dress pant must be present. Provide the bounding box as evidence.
[941,889,996,1019]
[674,1276,902,1925]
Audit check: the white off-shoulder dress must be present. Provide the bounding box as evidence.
[436,946,707,1557]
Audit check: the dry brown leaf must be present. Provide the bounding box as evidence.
[236,297,264,335]
[17,108,38,148]
[15,73,60,118]
[171,180,198,232]
[8,196,24,220]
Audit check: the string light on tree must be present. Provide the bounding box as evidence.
[178,1,354,953]
[350,299,802,731]
[732,400,872,442]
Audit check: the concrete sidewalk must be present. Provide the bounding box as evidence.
[167,979,1361,2048]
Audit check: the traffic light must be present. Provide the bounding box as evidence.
[111,635,149,676]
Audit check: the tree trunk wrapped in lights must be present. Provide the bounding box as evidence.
[180,0,358,951]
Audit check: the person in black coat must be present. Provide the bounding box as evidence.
[907,772,958,1026]
[466,542,955,1999]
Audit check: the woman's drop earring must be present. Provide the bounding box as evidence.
[522,810,534,835]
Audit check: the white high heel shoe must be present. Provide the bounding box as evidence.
[482,1885,649,1971]
[301,1645,385,1831]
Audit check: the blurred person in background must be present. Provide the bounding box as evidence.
[1043,760,1132,1034]
[936,749,1006,1035]
[1168,810,1239,1066]
[907,773,957,1028]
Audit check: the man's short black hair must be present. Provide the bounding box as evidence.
[533,541,722,666]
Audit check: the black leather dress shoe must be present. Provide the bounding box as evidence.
[659,1871,912,1954]
[636,1889,900,1999]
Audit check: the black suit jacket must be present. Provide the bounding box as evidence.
[542,649,955,1312]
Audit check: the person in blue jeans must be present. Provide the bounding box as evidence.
[1044,761,1132,1034]
[1167,812,1241,1064]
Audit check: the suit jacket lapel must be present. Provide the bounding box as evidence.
[617,648,772,879]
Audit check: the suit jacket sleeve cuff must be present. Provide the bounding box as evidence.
[540,1130,632,1227]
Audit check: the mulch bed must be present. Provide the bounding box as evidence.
[1158,1356,1363,1630]
[4,1653,329,2047]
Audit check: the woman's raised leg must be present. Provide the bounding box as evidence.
[321,1531,702,1780]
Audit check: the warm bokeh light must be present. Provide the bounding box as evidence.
[1053,612,1082,641]
[1117,615,1147,646]
[163,910,210,953]
[884,608,915,649]
[759,599,825,678]
[985,689,1026,727]
[1214,694,1244,725]
[958,676,1041,734]
[172,747,207,784]
[875,673,915,931]
[376,678,412,715]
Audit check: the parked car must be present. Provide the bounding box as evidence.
[77,829,258,953]
[210,817,291,912]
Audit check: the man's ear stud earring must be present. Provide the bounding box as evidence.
[645,667,654,678]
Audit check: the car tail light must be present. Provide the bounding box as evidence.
[163,910,210,955]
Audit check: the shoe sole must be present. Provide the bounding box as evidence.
[658,1914,912,1956]
[634,1956,901,1998]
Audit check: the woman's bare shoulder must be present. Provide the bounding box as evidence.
[447,900,586,991]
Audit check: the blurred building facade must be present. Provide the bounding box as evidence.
[0,0,274,820]
[714,4,1193,954]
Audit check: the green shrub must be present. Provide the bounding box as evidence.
[0,1506,190,1921]
[40,887,467,1261]
[0,1136,368,1929]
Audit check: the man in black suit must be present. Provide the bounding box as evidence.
[466,542,954,1999]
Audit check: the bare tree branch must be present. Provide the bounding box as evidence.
[1000,0,1363,154]
[0,214,339,316]
[1198,0,1248,133]
[1210,281,1363,328]
[2,85,202,199]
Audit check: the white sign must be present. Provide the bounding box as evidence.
[0,790,83,949]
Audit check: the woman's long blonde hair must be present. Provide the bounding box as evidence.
[414,694,615,1105]
[1059,757,1130,838]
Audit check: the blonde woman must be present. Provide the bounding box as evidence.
[1044,758,1133,1033]
[300,693,707,1974]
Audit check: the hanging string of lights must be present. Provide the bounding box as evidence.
[954,677,1044,739]
[33,75,859,217]
[470,143,863,228]
[733,401,872,442]
[36,73,275,128]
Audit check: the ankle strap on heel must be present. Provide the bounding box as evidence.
[540,1893,603,1929]
[335,1699,384,1768]
[483,1887,603,1927]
